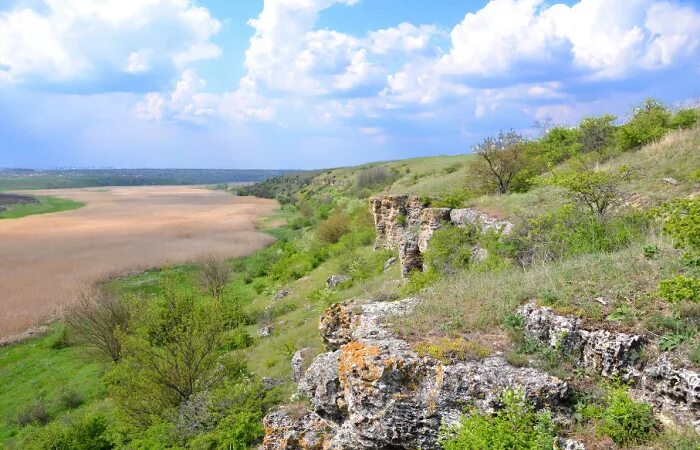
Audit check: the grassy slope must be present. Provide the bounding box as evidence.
[0,327,106,446]
[1,128,698,448]
[0,196,83,219]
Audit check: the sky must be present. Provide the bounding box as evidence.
[1,0,699,169]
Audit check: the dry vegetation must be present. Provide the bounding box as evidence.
[0,186,277,338]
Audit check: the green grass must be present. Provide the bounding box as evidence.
[0,327,106,446]
[0,196,83,219]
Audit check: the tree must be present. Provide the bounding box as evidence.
[470,130,528,194]
[65,286,130,362]
[198,255,231,302]
[106,283,227,427]
[544,167,633,220]
[579,114,617,153]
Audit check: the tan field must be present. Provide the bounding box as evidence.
[0,186,278,339]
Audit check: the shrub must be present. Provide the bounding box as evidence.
[49,325,71,350]
[198,255,231,302]
[542,167,632,220]
[431,192,470,208]
[657,198,700,254]
[400,269,440,297]
[415,337,490,363]
[316,213,351,244]
[59,388,85,409]
[658,275,700,303]
[355,165,396,189]
[618,98,671,151]
[470,130,529,194]
[16,399,51,426]
[579,114,617,153]
[580,386,658,445]
[423,225,477,274]
[537,126,582,167]
[65,286,130,362]
[15,414,113,450]
[439,389,556,450]
[669,108,699,130]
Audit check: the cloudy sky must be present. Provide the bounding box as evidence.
[1,0,699,169]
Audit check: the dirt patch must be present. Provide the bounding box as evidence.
[0,186,278,338]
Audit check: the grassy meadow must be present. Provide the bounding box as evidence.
[0,196,83,219]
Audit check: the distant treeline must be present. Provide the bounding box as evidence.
[0,168,303,191]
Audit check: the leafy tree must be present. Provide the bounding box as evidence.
[543,167,632,220]
[106,282,227,428]
[579,114,617,153]
[669,108,699,130]
[536,126,582,167]
[618,98,671,150]
[470,130,528,194]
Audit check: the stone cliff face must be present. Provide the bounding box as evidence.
[263,299,571,449]
[368,195,513,277]
[519,302,700,434]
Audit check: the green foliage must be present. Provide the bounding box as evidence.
[579,114,617,153]
[511,206,648,263]
[618,98,671,151]
[579,386,658,445]
[15,413,113,450]
[542,167,632,219]
[470,130,529,194]
[315,212,351,244]
[536,126,582,167]
[431,192,470,208]
[0,195,83,219]
[400,269,440,297]
[659,332,690,351]
[657,198,700,254]
[423,225,477,274]
[439,389,556,450]
[658,275,700,303]
[16,399,51,426]
[669,108,699,130]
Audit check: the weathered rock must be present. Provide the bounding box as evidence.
[639,354,700,433]
[470,246,488,263]
[262,409,337,450]
[383,256,397,271]
[326,274,352,288]
[450,208,514,234]
[257,325,273,338]
[557,438,586,450]
[369,194,423,250]
[418,208,452,252]
[262,377,284,391]
[663,177,678,185]
[291,347,313,382]
[518,302,644,378]
[398,231,422,277]
[270,299,571,450]
[275,289,290,300]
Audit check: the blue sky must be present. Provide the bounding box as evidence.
[1,0,699,169]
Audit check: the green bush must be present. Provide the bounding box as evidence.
[579,114,617,153]
[617,98,671,151]
[670,108,699,130]
[431,192,470,208]
[16,414,113,450]
[658,275,700,303]
[316,212,351,244]
[579,386,658,445]
[439,389,556,450]
[16,399,51,426]
[657,198,700,254]
[400,269,440,297]
[423,225,477,274]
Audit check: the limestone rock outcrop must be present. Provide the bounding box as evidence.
[264,298,571,450]
[369,195,513,277]
[518,302,644,378]
[519,302,700,433]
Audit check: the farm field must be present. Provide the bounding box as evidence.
[0,186,277,339]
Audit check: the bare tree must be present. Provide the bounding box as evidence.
[471,130,528,194]
[65,286,130,362]
[198,254,230,302]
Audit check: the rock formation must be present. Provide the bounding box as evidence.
[369,195,513,277]
[264,298,571,449]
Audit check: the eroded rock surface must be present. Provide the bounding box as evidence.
[369,195,513,277]
[265,298,570,450]
[518,302,644,378]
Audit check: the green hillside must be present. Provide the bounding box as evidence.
[2,101,699,449]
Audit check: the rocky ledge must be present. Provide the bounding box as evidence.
[519,302,700,433]
[264,299,571,449]
[369,195,513,276]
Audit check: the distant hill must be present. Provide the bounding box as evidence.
[0,168,302,191]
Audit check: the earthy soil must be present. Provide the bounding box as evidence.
[0,186,278,338]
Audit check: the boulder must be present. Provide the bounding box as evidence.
[450,208,513,234]
[275,289,290,300]
[383,256,397,271]
[326,275,352,288]
[257,325,273,338]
